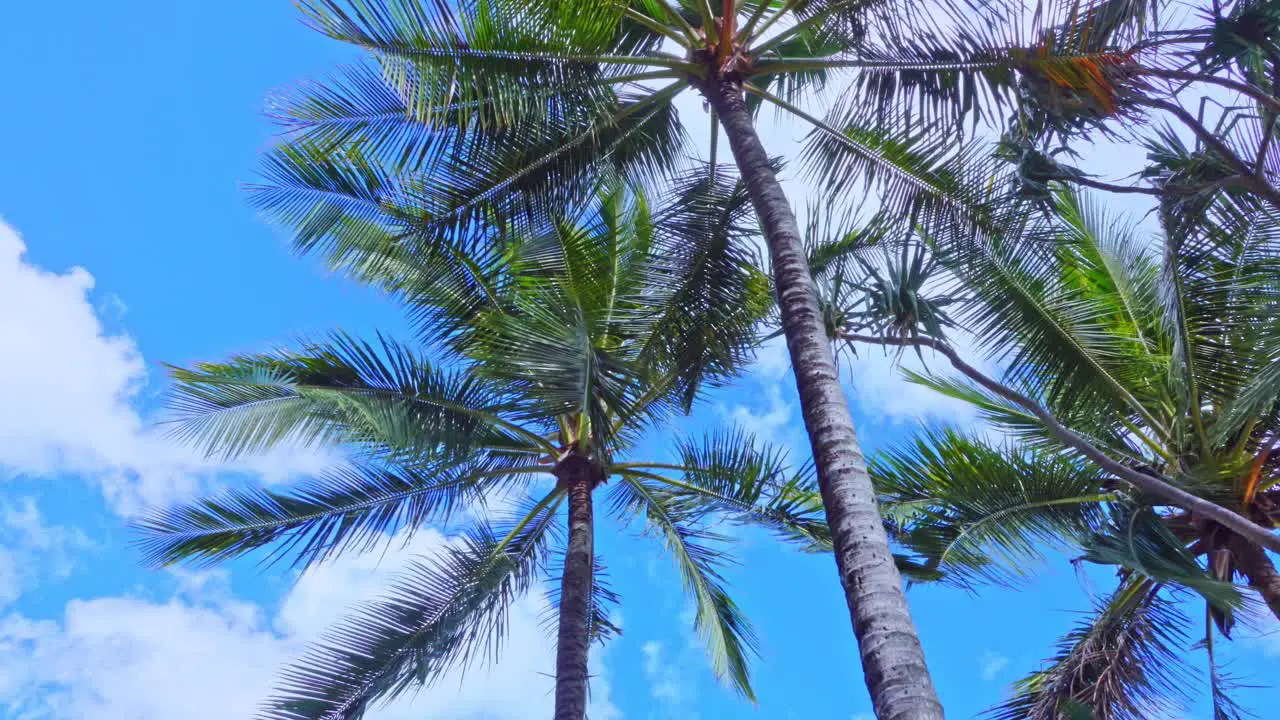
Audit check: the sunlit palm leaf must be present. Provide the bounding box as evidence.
[166,332,547,462]
[254,86,692,287]
[621,428,832,551]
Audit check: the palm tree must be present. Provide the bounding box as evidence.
[824,184,1280,718]
[138,182,830,719]
[250,1,1167,712]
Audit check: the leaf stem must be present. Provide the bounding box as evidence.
[839,331,1280,553]
[625,7,693,48]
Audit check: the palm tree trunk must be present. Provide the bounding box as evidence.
[703,78,945,720]
[1229,534,1280,620]
[554,456,596,720]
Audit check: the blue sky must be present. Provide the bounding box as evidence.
[0,2,1277,719]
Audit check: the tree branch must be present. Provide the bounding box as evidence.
[1141,98,1280,210]
[1256,115,1276,175]
[1138,67,1280,116]
[837,331,1280,554]
[1064,175,1164,195]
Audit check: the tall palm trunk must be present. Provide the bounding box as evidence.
[1229,534,1280,620]
[554,455,596,720]
[703,78,945,720]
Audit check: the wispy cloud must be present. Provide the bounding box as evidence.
[0,497,92,608]
[980,649,1010,681]
[642,641,684,703]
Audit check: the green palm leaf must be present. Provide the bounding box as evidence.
[1081,506,1244,613]
[643,165,773,410]
[935,187,1169,434]
[166,332,550,462]
[873,427,1114,587]
[607,475,760,700]
[985,580,1196,720]
[259,493,561,720]
[620,428,831,551]
[254,85,691,285]
[135,459,550,570]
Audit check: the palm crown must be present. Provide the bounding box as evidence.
[841,184,1280,718]
[259,0,1161,266]
[138,182,829,718]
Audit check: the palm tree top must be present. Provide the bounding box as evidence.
[828,179,1280,717]
[255,0,1159,298]
[137,182,829,717]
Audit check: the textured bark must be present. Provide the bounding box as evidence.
[1229,533,1280,621]
[703,78,944,720]
[553,456,596,720]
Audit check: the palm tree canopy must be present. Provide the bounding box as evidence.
[137,182,834,718]
[254,0,1164,294]
[827,180,1280,717]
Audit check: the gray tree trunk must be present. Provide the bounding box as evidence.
[703,77,945,720]
[553,456,596,720]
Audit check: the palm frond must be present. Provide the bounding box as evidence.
[607,475,759,700]
[873,427,1113,587]
[932,183,1169,435]
[1082,506,1244,612]
[259,493,561,720]
[1052,187,1170,412]
[1168,193,1280,445]
[1201,605,1255,720]
[253,82,692,290]
[985,579,1196,720]
[903,370,1143,462]
[464,267,650,451]
[620,428,832,552]
[641,165,773,411]
[797,104,991,229]
[134,459,550,570]
[166,332,548,462]
[301,0,646,61]
[761,0,1152,134]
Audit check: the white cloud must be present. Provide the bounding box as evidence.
[638,608,710,720]
[721,382,792,441]
[843,330,994,426]
[0,528,619,720]
[0,217,330,515]
[640,640,688,712]
[979,649,1010,681]
[0,497,92,608]
[735,321,993,443]
[0,594,282,720]
[751,335,793,381]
